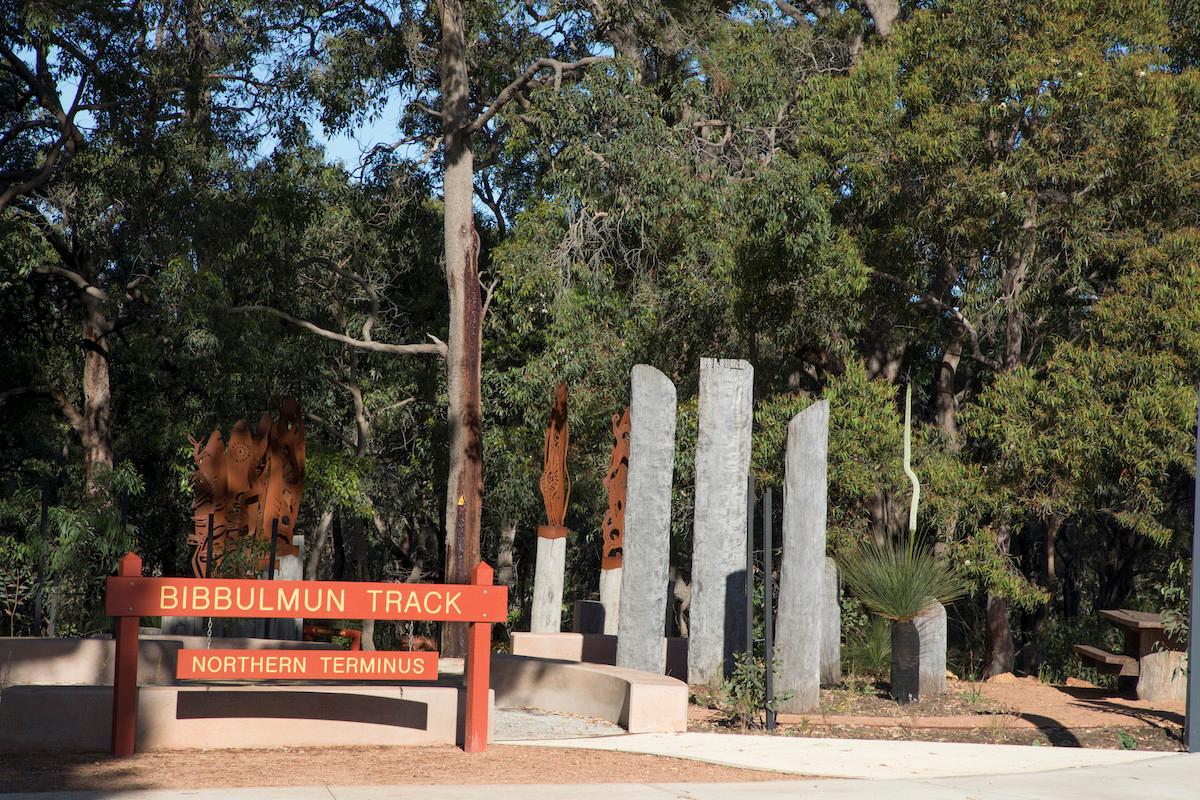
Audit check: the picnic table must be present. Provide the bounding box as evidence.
[1073,608,1185,702]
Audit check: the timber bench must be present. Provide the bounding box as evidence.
[1073,608,1185,702]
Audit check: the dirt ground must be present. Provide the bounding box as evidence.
[0,746,802,793]
[690,673,1186,751]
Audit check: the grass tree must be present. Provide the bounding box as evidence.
[840,386,967,702]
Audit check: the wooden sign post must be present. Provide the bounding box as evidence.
[106,552,505,756]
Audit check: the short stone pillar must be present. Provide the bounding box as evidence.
[572,599,606,634]
[688,358,754,686]
[531,535,567,632]
[821,557,842,686]
[616,365,677,675]
[599,567,621,635]
[915,602,947,697]
[775,400,829,713]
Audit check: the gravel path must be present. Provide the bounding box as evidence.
[494,707,624,740]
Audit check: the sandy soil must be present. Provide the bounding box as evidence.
[690,673,1186,751]
[0,746,804,793]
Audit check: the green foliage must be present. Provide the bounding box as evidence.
[839,536,968,622]
[844,615,892,680]
[711,651,793,730]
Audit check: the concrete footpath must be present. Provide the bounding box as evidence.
[3,734,1197,800]
[509,731,1166,778]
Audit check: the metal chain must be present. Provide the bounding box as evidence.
[206,617,213,650]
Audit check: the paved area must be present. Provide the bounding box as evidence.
[508,731,1167,779]
[2,734,1195,799]
[493,707,623,740]
[3,754,1198,800]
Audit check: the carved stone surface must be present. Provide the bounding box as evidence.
[688,358,753,686]
[616,366,677,675]
[821,557,842,687]
[776,400,829,713]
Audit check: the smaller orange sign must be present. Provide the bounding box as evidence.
[176,649,438,681]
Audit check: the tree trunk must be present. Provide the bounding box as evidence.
[439,0,484,658]
[935,328,963,447]
[80,294,114,493]
[1026,514,1062,671]
[305,508,334,581]
[496,517,516,589]
[983,526,1016,677]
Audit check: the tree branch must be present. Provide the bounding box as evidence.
[33,264,109,302]
[870,271,1001,371]
[470,56,609,134]
[230,305,447,356]
[0,385,85,434]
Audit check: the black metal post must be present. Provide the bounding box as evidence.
[746,474,755,657]
[268,517,279,581]
[1187,386,1200,752]
[205,513,214,639]
[205,513,214,579]
[763,487,775,731]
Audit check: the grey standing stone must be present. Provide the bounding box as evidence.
[616,365,677,675]
[915,602,947,697]
[688,358,754,686]
[821,557,842,686]
[599,567,622,636]
[531,536,567,632]
[775,400,829,713]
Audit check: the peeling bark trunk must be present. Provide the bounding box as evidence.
[439,0,484,658]
[80,294,114,493]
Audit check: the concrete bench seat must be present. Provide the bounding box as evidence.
[491,654,687,733]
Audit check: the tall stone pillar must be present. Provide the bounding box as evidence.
[616,366,677,674]
[821,557,841,686]
[688,358,753,686]
[776,400,829,712]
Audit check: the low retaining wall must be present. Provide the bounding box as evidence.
[0,684,490,751]
[491,654,687,733]
[0,636,337,687]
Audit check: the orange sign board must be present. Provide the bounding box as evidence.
[106,576,506,622]
[177,649,438,681]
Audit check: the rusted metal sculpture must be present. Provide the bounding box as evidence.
[537,383,570,540]
[601,407,630,570]
[187,399,305,578]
